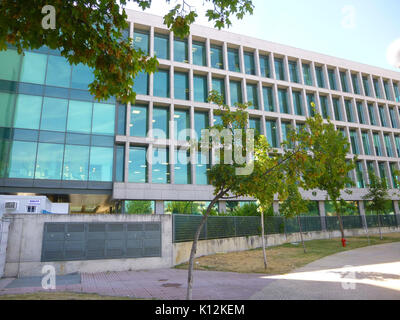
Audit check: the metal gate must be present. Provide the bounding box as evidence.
[41,222,162,262]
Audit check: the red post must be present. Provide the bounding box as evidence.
[341,238,347,247]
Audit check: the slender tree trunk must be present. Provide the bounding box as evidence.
[186,191,224,300]
[337,212,346,244]
[260,210,268,269]
[297,215,306,253]
[377,212,383,240]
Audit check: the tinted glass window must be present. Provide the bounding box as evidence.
[92,103,115,135]
[89,146,113,181]
[20,52,46,84]
[14,94,42,130]
[40,97,68,132]
[130,104,148,137]
[46,55,71,88]
[154,70,170,97]
[63,145,89,181]
[35,143,64,179]
[154,33,169,60]
[67,100,92,134]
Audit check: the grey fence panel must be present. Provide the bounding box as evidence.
[379,214,398,228]
[300,216,322,232]
[284,218,300,234]
[206,216,236,239]
[235,216,261,237]
[173,215,206,242]
[365,215,379,228]
[265,216,285,235]
[41,222,161,262]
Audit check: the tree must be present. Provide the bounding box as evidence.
[362,171,390,240]
[125,200,153,214]
[300,104,356,246]
[0,0,254,103]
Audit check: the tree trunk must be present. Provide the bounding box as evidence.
[260,210,268,269]
[297,215,306,253]
[337,211,345,244]
[377,212,383,240]
[186,191,224,300]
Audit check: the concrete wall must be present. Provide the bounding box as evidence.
[0,218,10,278]
[3,214,173,278]
[173,226,400,265]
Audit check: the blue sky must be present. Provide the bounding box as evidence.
[127,0,400,72]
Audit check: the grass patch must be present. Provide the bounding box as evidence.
[176,233,400,275]
[0,292,136,300]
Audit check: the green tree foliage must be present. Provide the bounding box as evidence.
[0,0,254,103]
[125,200,153,214]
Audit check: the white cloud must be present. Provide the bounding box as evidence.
[387,38,400,69]
[341,5,356,29]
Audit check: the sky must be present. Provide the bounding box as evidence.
[126,0,400,72]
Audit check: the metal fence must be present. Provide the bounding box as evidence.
[172,214,400,243]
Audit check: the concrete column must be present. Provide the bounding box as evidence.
[318,201,327,231]
[358,200,368,229]
[218,201,227,214]
[155,200,164,214]
[394,200,400,214]
[273,201,279,215]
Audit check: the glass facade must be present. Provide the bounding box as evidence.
[362,131,371,155]
[212,78,225,103]
[130,104,148,137]
[384,134,394,157]
[153,69,170,98]
[302,63,312,86]
[319,95,329,119]
[133,71,149,95]
[134,30,149,54]
[230,80,242,105]
[355,161,365,188]
[356,102,366,124]
[174,72,189,100]
[307,93,315,117]
[363,76,371,96]
[259,55,270,78]
[340,71,349,92]
[154,33,169,60]
[368,103,377,126]
[328,69,337,90]
[174,38,188,63]
[292,91,303,116]
[345,100,354,122]
[378,105,388,127]
[244,52,255,75]
[228,48,240,72]
[288,61,299,83]
[152,147,170,184]
[175,149,191,184]
[153,107,169,139]
[278,88,289,114]
[274,58,285,81]
[174,109,190,141]
[373,133,383,156]
[383,80,392,100]
[373,78,382,99]
[196,151,209,185]
[315,66,325,88]
[332,98,342,121]
[265,120,277,148]
[352,74,360,95]
[210,45,223,69]
[246,83,258,109]
[349,130,359,155]
[249,118,261,135]
[193,75,208,102]
[194,112,209,141]
[192,41,206,66]
[263,87,275,112]
[389,107,398,128]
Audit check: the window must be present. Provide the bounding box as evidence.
[315,66,325,88]
[154,33,169,60]
[174,109,190,141]
[35,143,64,180]
[230,80,242,106]
[362,131,371,155]
[246,83,258,109]
[153,69,170,98]
[27,206,36,213]
[328,69,337,90]
[244,52,255,75]
[278,88,289,114]
[40,97,68,132]
[319,95,329,119]
[274,58,285,81]
[174,38,188,63]
[130,104,148,137]
[228,48,240,72]
[195,150,210,185]
[174,72,189,100]
[302,63,312,86]
[396,136,400,157]
[356,102,366,124]
[307,93,316,117]
[134,30,149,54]
[129,146,147,183]
[344,100,354,123]
[14,94,42,130]
[152,107,169,139]
[210,45,223,69]
[71,63,94,90]
[249,118,261,135]
[281,122,293,148]
[212,78,225,103]
[383,81,392,100]
[352,74,360,95]
[384,134,394,157]
[194,112,209,141]
[152,147,170,184]
[92,103,115,135]
[349,130,359,155]
[20,52,46,84]
[263,87,274,112]
[355,161,365,188]
[8,141,37,179]
[265,120,277,148]
[193,75,208,102]
[332,98,342,121]
[362,76,371,96]
[378,105,388,127]
[373,78,382,99]
[340,71,349,92]
[394,83,400,102]
[292,91,303,116]
[0,49,21,81]
[133,71,149,95]
[89,146,113,181]
[192,41,206,66]
[63,145,89,181]
[115,145,125,182]
[368,103,377,126]
[67,100,92,134]
[259,55,270,78]
[288,61,299,83]
[367,161,376,180]
[373,133,382,156]
[378,162,387,181]
[389,107,398,128]
[117,104,126,136]
[46,55,71,88]
[175,149,191,184]
[389,163,399,188]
